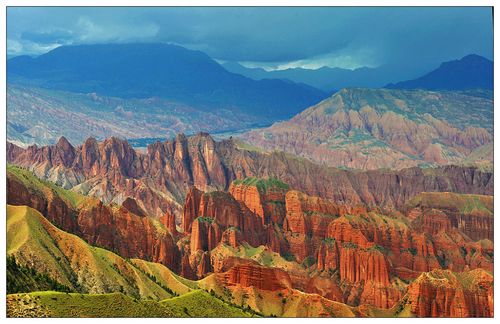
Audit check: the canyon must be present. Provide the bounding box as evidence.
[7,133,493,221]
[6,155,494,316]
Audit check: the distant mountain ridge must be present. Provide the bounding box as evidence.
[222,61,420,93]
[243,88,493,170]
[7,43,326,120]
[386,54,493,90]
[224,54,493,93]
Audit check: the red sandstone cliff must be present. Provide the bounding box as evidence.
[405,269,493,317]
[7,134,493,221]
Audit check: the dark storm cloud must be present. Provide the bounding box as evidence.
[7,7,493,71]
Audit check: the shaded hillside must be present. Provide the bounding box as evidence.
[7,43,326,120]
[386,54,493,90]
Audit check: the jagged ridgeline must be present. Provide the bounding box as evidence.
[6,159,493,317]
[7,132,493,221]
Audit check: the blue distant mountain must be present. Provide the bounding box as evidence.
[222,61,422,93]
[386,54,493,91]
[7,43,326,120]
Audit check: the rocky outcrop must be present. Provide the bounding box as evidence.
[407,192,493,241]
[7,133,494,220]
[120,197,146,217]
[160,211,178,237]
[184,189,266,248]
[77,200,180,271]
[220,264,292,291]
[405,269,493,317]
[182,187,203,233]
[7,172,77,233]
[190,218,221,252]
[282,190,343,262]
[339,247,390,285]
[229,179,288,225]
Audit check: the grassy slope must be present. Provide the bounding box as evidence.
[7,291,174,318]
[160,290,255,317]
[130,259,196,295]
[7,204,173,300]
[7,255,72,294]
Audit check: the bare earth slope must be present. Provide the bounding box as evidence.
[243,88,493,170]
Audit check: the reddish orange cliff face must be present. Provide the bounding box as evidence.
[405,269,493,317]
[219,264,292,291]
[7,135,493,222]
[6,161,494,316]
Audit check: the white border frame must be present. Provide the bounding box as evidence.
[0,1,496,323]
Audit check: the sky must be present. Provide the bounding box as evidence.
[7,7,493,72]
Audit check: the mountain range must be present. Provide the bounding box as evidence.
[6,85,264,147]
[5,40,495,318]
[223,54,493,92]
[7,43,326,120]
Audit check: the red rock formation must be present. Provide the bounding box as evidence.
[407,192,493,241]
[190,218,221,252]
[120,197,146,217]
[78,200,180,271]
[182,186,203,232]
[186,190,265,247]
[282,190,342,262]
[406,269,493,317]
[7,134,493,221]
[6,158,494,314]
[339,247,390,285]
[221,228,241,248]
[220,264,292,291]
[7,174,77,233]
[230,184,265,222]
[316,240,339,272]
[160,211,178,237]
[229,181,288,225]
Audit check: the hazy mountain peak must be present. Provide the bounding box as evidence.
[386,54,493,90]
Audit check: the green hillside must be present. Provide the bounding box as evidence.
[7,204,175,300]
[7,291,174,317]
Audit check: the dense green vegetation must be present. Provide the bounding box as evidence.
[7,256,72,294]
[7,289,260,318]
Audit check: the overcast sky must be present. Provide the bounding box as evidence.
[7,7,493,71]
